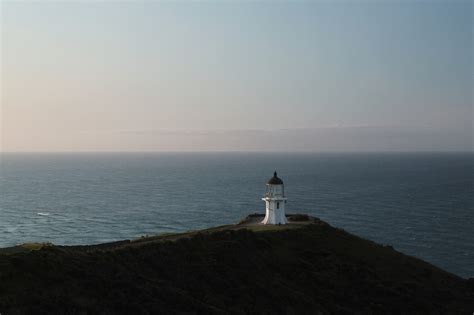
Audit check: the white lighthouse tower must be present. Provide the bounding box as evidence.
[262,171,288,225]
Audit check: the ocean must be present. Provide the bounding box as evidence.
[0,152,472,278]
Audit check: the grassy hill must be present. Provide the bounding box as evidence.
[0,215,473,314]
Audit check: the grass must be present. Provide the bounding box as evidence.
[0,242,54,255]
[19,242,53,250]
[0,218,472,314]
[0,221,474,314]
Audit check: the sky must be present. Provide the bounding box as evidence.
[1,0,472,152]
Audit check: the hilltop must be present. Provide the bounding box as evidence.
[0,214,473,314]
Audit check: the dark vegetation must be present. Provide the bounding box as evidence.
[0,219,473,314]
[287,214,310,222]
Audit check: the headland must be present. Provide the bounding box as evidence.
[0,214,473,314]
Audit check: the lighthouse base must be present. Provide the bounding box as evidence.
[262,209,288,225]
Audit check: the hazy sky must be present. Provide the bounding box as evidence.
[1,0,472,152]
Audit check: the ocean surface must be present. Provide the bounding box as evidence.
[0,152,473,278]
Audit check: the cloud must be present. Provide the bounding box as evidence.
[77,125,471,152]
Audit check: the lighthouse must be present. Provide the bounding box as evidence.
[262,171,288,225]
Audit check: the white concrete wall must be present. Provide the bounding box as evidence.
[262,198,287,225]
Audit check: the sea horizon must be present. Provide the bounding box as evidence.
[1,151,473,156]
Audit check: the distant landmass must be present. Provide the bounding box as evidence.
[0,215,473,314]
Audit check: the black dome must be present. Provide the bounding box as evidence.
[267,171,283,185]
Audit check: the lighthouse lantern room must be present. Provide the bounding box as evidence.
[262,171,288,225]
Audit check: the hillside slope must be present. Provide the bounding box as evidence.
[0,217,473,314]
